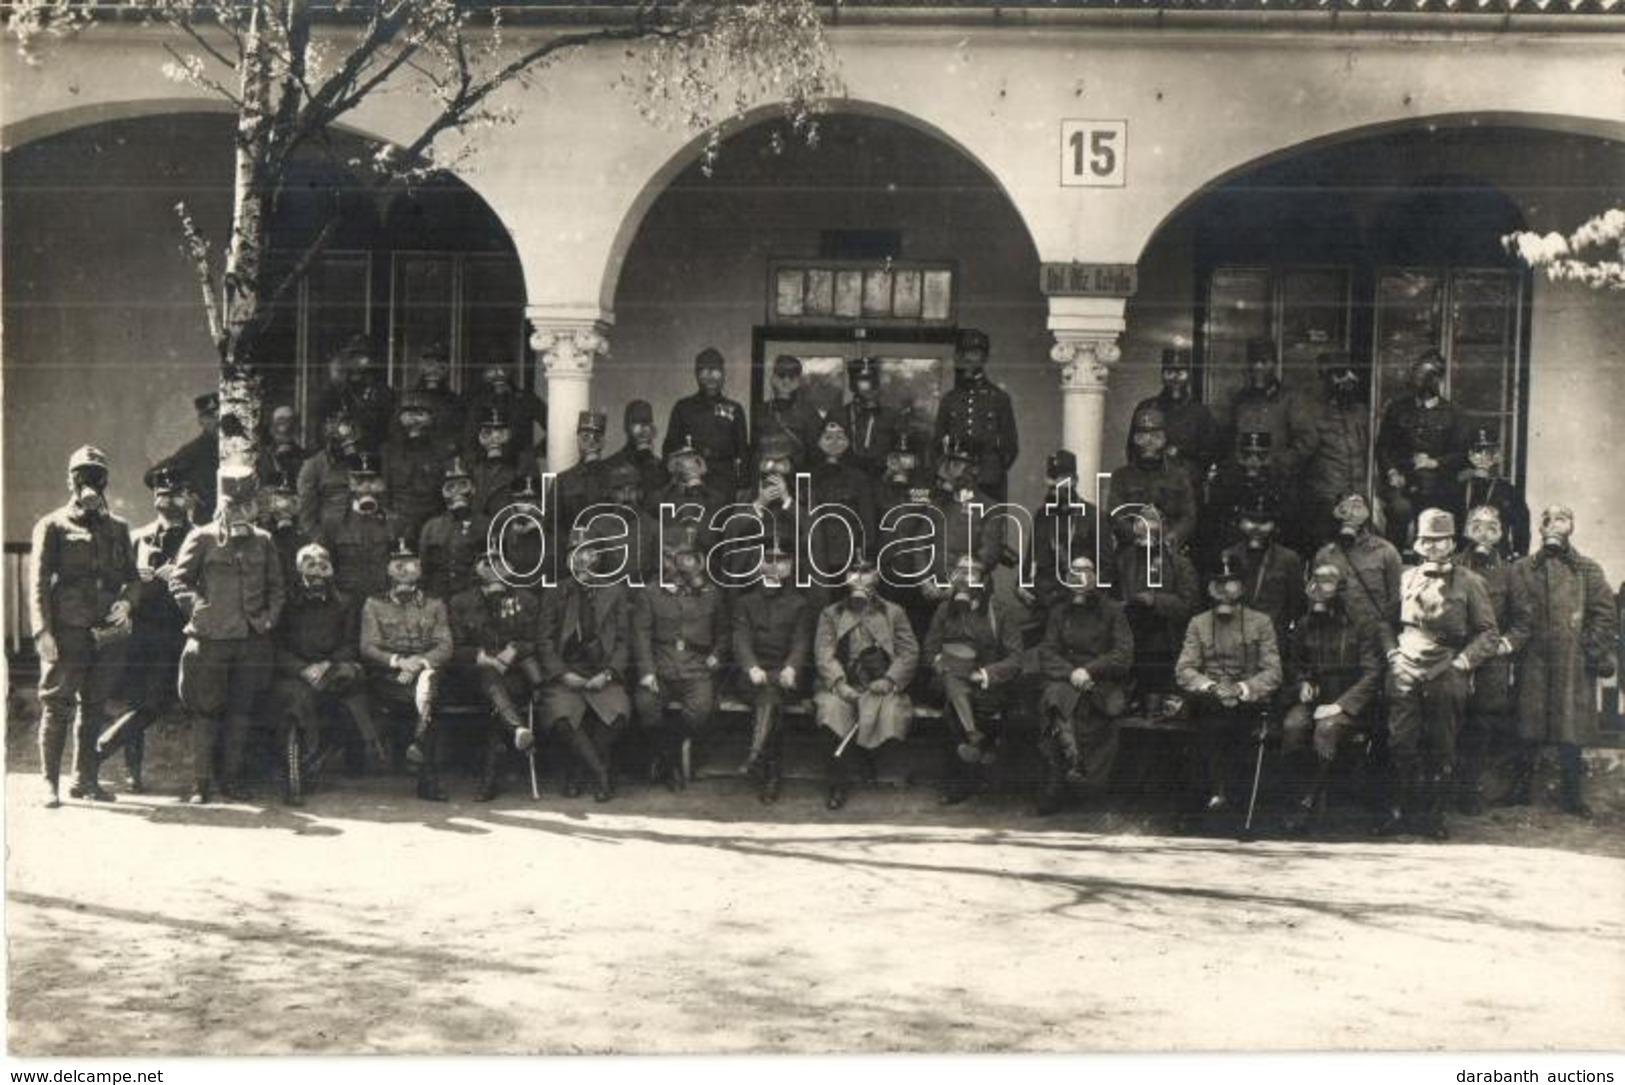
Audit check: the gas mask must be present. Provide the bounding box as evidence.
[696,366,725,398]
[1246,358,1274,392]
[1161,365,1192,403]
[770,372,801,403]
[475,554,505,592]
[1237,450,1269,478]
[387,556,422,594]
[948,560,985,613]
[629,421,656,451]
[578,430,605,462]
[758,456,792,503]
[885,450,917,486]
[1130,512,1161,552]
[219,497,258,537]
[1467,448,1501,476]
[954,358,987,386]
[270,408,298,446]
[420,360,450,391]
[668,549,706,590]
[1064,557,1097,604]
[326,419,359,459]
[478,424,511,460]
[484,366,512,394]
[443,477,475,515]
[1238,515,1276,551]
[845,567,879,609]
[568,545,600,584]
[1333,494,1371,545]
[399,407,432,440]
[1328,369,1359,407]
[1305,565,1343,614]
[350,476,387,517]
[671,453,707,488]
[70,467,109,519]
[853,378,879,405]
[762,556,794,590]
[154,489,191,527]
[1465,507,1503,556]
[1539,505,1574,555]
[818,427,850,461]
[261,490,298,532]
[1208,578,1244,617]
[1131,427,1167,466]
[611,483,643,507]
[1412,360,1444,399]
[296,546,335,598]
[1414,534,1455,573]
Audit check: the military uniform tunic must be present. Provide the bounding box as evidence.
[934,379,1018,500]
[664,392,750,496]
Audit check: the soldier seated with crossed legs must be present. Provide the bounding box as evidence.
[448,547,542,802]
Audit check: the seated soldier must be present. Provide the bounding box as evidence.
[320,452,400,602]
[1035,556,1134,816]
[419,457,490,602]
[1279,562,1385,833]
[731,543,813,804]
[812,559,919,811]
[359,538,454,802]
[266,543,378,801]
[632,539,730,790]
[1174,554,1283,813]
[1220,490,1304,647]
[536,528,632,801]
[449,547,543,802]
[924,556,1025,806]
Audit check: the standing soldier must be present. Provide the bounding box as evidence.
[813,560,919,810]
[1113,507,1201,718]
[1200,430,1291,565]
[1378,509,1501,839]
[1174,554,1283,814]
[1455,506,1517,815]
[632,540,731,790]
[320,453,400,603]
[1376,350,1469,549]
[754,354,821,461]
[360,538,454,801]
[316,338,394,455]
[257,471,308,589]
[1283,350,1369,555]
[1455,426,1530,561]
[171,466,285,803]
[468,406,538,518]
[419,458,489,603]
[1227,340,1293,468]
[924,556,1025,806]
[1109,406,1198,553]
[806,417,876,581]
[536,529,633,801]
[1310,492,1403,642]
[382,390,456,542]
[934,329,1018,502]
[258,405,308,488]
[266,542,378,799]
[96,469,195,794]
[555,410,614,535]
[1220,491,1304,647]
[297,410,362,537]
[1504,505,1618,817]
[664,347,750,497]
[31,445,138,807]
[650,436,731,555]
[146,392,221,523]
[721,432,806,582]
[448,548,543,802]
[602,399,666,500]
[409,343,465,448]
[601,460,663,584]
[843,357,900,480]
[1278,563,1386,833]
[1021,451,1108,623]
[461,362,545,462]
[732,543,813,803]
[1034,556,1134,815]
[1131,346,1223,497]
[930,439,1006,584]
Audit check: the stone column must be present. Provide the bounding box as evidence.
[1048,295,1128,493]
[528,307,612,473]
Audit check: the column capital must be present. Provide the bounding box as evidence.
[528,305,612,382]
[1047,294,1126,395]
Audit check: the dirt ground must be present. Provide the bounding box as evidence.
[7,734,1625,1056]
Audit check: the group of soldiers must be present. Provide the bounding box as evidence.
[27,329,1619,837]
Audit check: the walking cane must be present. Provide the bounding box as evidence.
[526,700,541,801]
[1240,709,1269,840]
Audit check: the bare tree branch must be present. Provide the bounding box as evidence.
[171,10,238,74]
[163,42,243,104]
[175,200,227,356]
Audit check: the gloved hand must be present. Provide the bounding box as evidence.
[585,672,609,692]
[867,676,895,695]
[1069,667,1092,691]
[562,671,589,691]
[36,631,59,665]
[514,727,535,752]
[777,666,797,690]
[747,666,768,687]
[639,673,659,694]
[1312,704,1343,721]
[1299,681,1318,704]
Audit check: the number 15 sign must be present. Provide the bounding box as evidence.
[1061,120,1127,188]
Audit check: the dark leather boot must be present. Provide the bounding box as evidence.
[566,725,611,802]
[1560,746,1593,819]
[1499,745,1537,807]
[416,723,448,802]
[473,735,505,802]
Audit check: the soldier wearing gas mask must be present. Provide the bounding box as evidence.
[732,543,813,804]
[1376,351,1469,549]
[602,400,666,501]
[812,559,919,811]
[1454,505,1517,815]
[719,432,805,581]
[1200,430,1291,565]
[875,420,931,510]
[843,357,900,480]
[924,556,1024,806]
[319,453,400,602]
[1378,509,1500,839]
[257,405,308,488]
[806,417,876,582]
[598,460,663,584]
[1175,554,1283,813]
[1504,506,1619,818]
[1129,346,1223,496]
[650,435,730,556]
[360,538,454,801]
[1019,451,1108,622]
[1109,405,1197,553]
[1454,426,1529,561]
[754,354,820,460]
[30,445,138,807]
[1219,490,1304,646]
[632,539,730,791]
[419,458,489,602]
[926,438,1005,593]
[1278,562,1385,834]
[172,466,285,804]
[298,409,363,537]
[664,347,750,497]
[266,542,379,799]
[555,410,614,535]
[1111,506,1200,717]
[317,338,394,454]
[1284,350,1370,553]
[461,362,544,461]
[97,469,196,794]
[449,547,544,803]
[469,407,538,518]
[933,329,1018,502]
[383,391,457,542]
[1035,556,1134,815]
[1310,492,1403,641]
[1227,340,1293,470]
[408,343,465,448]
[257,471,308,589]
[536,527,633,801]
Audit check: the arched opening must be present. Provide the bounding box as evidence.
[2,111,526,530]
[603,110,1052,500]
